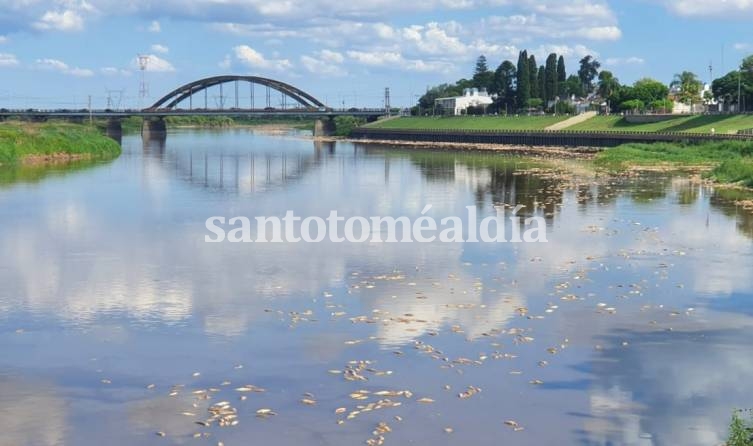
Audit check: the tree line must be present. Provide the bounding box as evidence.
[416,51,753,115]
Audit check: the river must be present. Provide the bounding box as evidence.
[1,128,753,446]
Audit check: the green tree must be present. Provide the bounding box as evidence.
[620,99,644,113]
[527,98,543,110]
[597,70,620,99]
[564,74,584,98]
[516,50,530,109]
[545,53,558,101]
[557,55,567,96]
[712,56,753,112]
[671,71,702,111]
[578,55,601,94]
[492,60,517,113]
[632,78,669,104]
[538,66,546,105]
[472,55,494,91]
[528,54,539,99]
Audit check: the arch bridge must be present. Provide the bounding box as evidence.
[146,75,328,112]
[0,75,388,139]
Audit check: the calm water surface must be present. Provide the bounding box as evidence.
[1,129,753,446]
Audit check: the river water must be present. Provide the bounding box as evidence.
[1,129,753,446]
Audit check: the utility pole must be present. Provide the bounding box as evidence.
[87,95,92,125]
[738,65,742,114]
[384,87,391,117]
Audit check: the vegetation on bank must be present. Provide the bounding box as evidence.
[595,141,753,187]
[0,121,121,165]
[333,116,365,136]
[368,115,568,131]
[727,410,753,446]
[114,116,316,133]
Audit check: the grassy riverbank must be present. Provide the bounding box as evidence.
[596,141,753,187]
[568,114,753,134]
[0,121,121,166]
[368,115,569,130]
[369,114,753,134]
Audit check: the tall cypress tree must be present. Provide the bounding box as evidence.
[557,55,567,97]
[516,50,530,109]
[545,53,558,101]
[528,55,539,99]
[538,66,546,105]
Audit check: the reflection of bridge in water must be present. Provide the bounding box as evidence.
[141,137,338,193]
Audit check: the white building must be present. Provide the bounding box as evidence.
[435,88,494,116]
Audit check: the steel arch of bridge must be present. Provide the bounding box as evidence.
[146,75,327,111]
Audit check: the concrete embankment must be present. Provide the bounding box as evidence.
[351,127,753,148]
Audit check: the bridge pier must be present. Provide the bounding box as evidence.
[313,117,336,137]
[142,117,167,140]
[105,118,122,143]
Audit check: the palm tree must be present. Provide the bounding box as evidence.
[597,71,620,99]
[671,71,702,112]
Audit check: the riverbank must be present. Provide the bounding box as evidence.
[317,136,599,159]
[0,121,121,166]
[594,141,753,187]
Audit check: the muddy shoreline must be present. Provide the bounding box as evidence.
[313,136,600,159]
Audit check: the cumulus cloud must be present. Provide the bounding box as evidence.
[33,10,85,31]
[0,53,19,67]
[300,50,347,76]
[150,44,169,54]
[347,50,453,72]
[148,20,161,32]
[35,58,93,76]
[232,44,292,71]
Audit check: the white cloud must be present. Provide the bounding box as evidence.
[150,44,169,54]
[605,56,646,66]
[101,67,131,76]
[35,58,93,76]
[300,50,346,76]
[0,53,19,67]
[130,54,175,72]
[346,50,452,72]
[734,43,752,52]
[658,0,753,17]
[148,20,161,32]
[33,10,84,31]
[0,36,7,44]
[233,44,292,71]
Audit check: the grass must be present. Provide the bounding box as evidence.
[595,140,753,187]
[567,114,753,134]
[0,121,121,165]
[368,115,569,131]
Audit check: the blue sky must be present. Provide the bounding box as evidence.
[1,0,752,109]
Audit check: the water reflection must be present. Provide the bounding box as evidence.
[1,129,753,445]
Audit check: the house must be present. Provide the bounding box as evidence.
[435,88,494,116]
[669,83,715,114]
